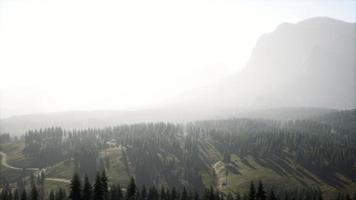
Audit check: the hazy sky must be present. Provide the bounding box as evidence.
[0,0,355,118]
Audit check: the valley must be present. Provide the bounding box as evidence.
[1,109,355,199]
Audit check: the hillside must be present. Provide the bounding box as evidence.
[1,110,355,199]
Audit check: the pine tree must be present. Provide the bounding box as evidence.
[187,191,193,200]
[49,191,55,200]
[202,188,210,200]
[101,170,109,200]
[1,188,10,200]
[31,185,38,200]
[317,190,323,200]
[181,188,188,200]
[83,175,93,200]
[208,186,215,200]
[20,190,27,200]
[268,189,277,200]
[160,188,167,200]
[109,184,123,200]
[193,191,199,200]
[140,186,147,200]
[69,173,82,200]
[94,173,104,200]
[117,185,123,200]
[55,188,66,200]
[148,186,158,200]
[110,185,117,200]
[256,181,266,200]
[14,189,19,200]
[248,182,256,200]
[0,189,6,200]
[171,187,178,200]
[126,177,137,200]
[9,191,14,200]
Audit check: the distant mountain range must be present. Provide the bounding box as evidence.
[1,17,355,135]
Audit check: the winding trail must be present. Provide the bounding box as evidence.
[0,152,39,171]
[0,151,70,184]
[46,178,71,183]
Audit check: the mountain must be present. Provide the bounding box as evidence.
[173,17,356,110]
[1,17,355,135]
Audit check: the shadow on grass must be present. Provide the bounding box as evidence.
[240,156,256,169]
[250,153,350,189]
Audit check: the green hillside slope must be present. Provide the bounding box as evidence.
[1,110,355,198]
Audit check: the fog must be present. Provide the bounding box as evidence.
[0,0,355,119]
[1,2,356,196]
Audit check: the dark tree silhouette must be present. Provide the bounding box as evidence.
[69,173,82,200]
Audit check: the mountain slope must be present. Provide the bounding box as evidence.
[1,17,355,135]
[174,17,356,110]
[1,110,355,198]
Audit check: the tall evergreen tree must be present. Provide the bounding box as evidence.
[207,186,215,200]
[147,186,158,200]
[203,188,210,200]
[14,189,19,200]
[6,189,13,200]
[268,189,277,200]
[69,173,82,200]
[83,175,93,200]
[160,188,167,200]
[126,177,137,200]
[20,190,27,200]
[101,170,109,200]
[31,185,38,200]
[171,187,178,200]
[94,173,104,200]
[193,191,199,200]
[317,190,323,200]
[110,185,117,200]
[117,185,124,200]
[181,188,188,200]
[48,191,55,200]
[55,188,66,200]
[111,185,124,200]
[248,182,256,200]
[256,181,266,200]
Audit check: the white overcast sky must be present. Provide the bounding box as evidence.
[0,0,355,118]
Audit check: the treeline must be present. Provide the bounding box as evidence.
[19,118,356,190]
[3,171,355,200]
[21,124,203,190]
[22,127,104,177]
[188,119,356,170]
